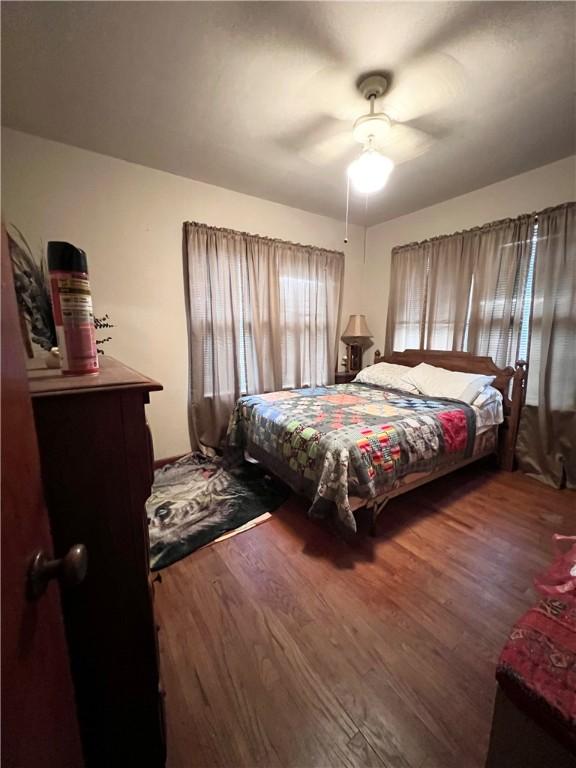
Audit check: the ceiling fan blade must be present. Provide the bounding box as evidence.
[382,52,466,123]
[378,123,434,164]
[278,115,339,151]
[298,64,364,122]
[300,130,355,165]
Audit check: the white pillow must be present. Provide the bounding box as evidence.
[473,385,502,408]
[353,363,419,393]
[403,363,495,404]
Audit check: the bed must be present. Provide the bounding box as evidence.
[227,350,527,533]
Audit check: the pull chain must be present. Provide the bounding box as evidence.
[344,172,350,244]
[363,194,369,263]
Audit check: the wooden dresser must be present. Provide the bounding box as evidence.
[28,356,165,767]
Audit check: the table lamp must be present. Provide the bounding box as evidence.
[341,314,373,373]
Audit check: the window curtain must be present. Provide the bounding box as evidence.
[384,246,429,353]
[385,215,533,368]
[385,233,475,353]
[516,203,576,488]
[183,222,344,449]
[465,216,533,368]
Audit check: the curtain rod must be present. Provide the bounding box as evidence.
[391,201,575,255]
[183,221,345,258]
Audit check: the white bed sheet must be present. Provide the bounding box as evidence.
[473,391,504,434]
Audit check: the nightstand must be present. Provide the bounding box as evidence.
[335,370,356,384]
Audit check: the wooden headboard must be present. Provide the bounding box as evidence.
[373,349,527,471]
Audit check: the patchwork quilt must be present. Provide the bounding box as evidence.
[227,382,476,531]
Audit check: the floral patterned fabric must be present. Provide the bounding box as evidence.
[227,382,476,530]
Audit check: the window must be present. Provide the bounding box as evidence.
[389,216,537,371]
[206,269,333,396]
[280,273,330,390]
[200,252,254,398]
[186,222,344,427]
[462,224,537,366]
[518,222,538,362]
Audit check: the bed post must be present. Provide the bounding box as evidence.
[499,360,527,471]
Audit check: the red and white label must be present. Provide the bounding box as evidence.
[50,271,99,375]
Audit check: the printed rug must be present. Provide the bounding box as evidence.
[146,453,290,570]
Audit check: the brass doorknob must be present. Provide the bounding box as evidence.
[27,543,88,600]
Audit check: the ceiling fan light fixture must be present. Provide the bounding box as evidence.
[347,149,394,194]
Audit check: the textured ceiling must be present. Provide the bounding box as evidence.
[2,1,574,225]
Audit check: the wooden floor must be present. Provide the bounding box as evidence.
[155,464,574,768]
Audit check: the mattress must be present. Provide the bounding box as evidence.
[228,382,494,531]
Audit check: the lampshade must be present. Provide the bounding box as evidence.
[347,149,394,194]
[341,314,373,342]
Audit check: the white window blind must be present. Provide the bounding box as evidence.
[280,273,330,389]
[388,248,429,351]
[518,222,538,362]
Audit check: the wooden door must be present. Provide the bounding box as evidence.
[1,228,84,768]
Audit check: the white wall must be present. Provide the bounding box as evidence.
[365,155,576,354]
[4,126,573,457]
[1,128,366,458]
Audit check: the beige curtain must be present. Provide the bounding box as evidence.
[385,246,428,353]
[385,233,475,352]
[466,215,533,368]
[183,222,344,449]
[385,216,533,369]
[424,233,476,350]
[516,203,576,488]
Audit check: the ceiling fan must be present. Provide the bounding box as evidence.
[347,73,400,194]
[295,54,465,196]
[311,70,437,195]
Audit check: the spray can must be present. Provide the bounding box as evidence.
[47,241,99,375]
